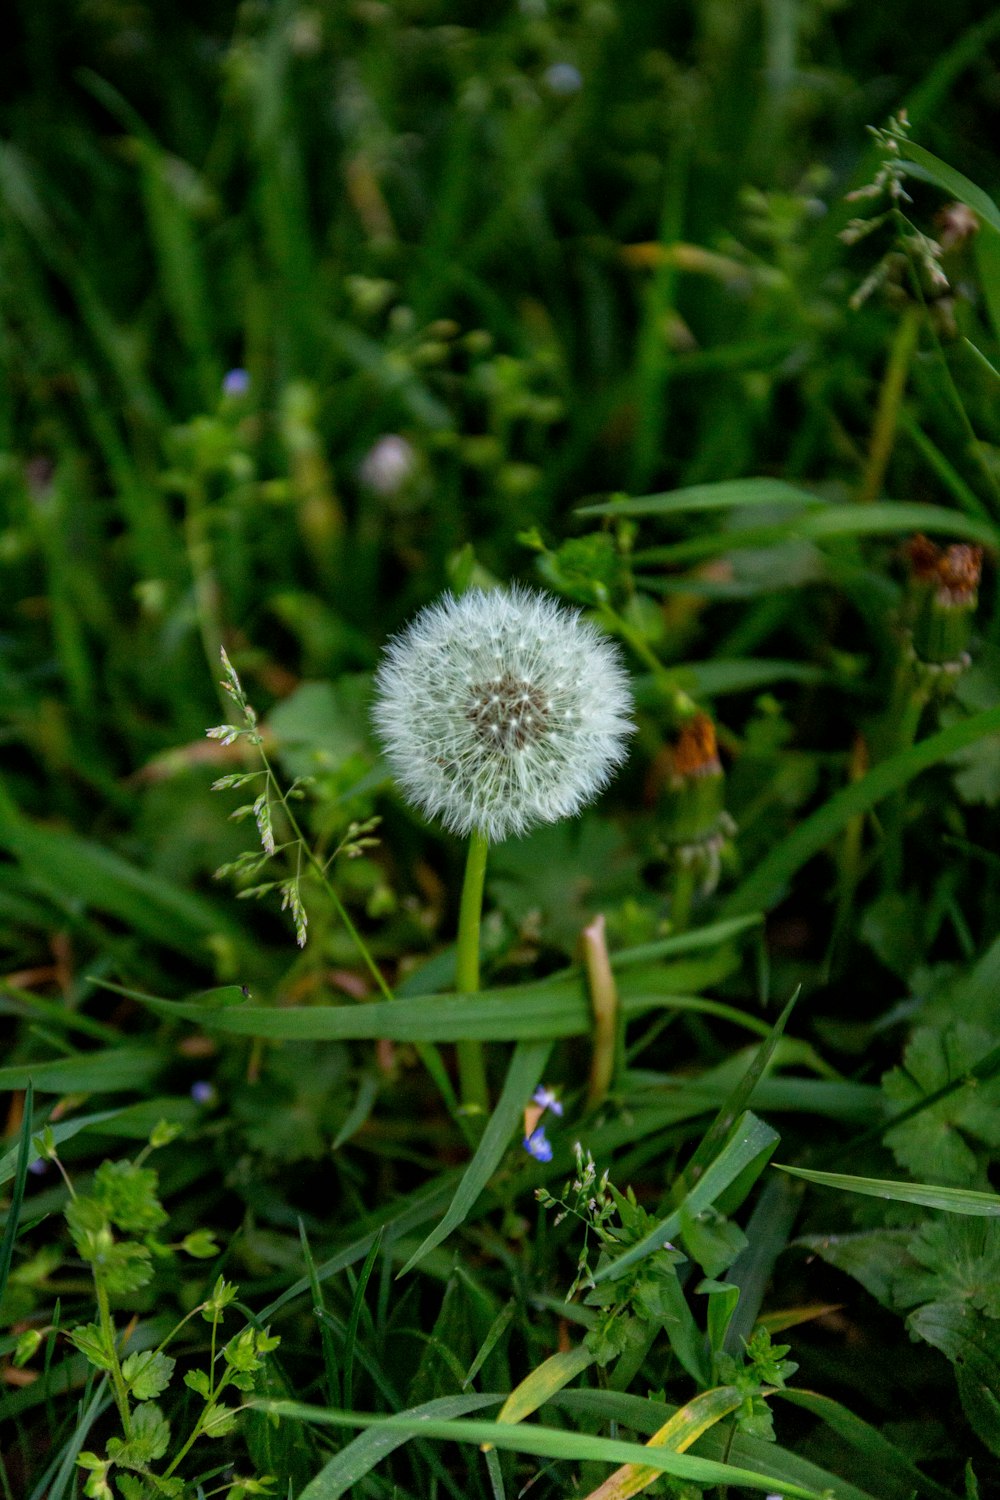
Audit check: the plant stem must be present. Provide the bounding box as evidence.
[879,653,930,890]
[455,829,490,1119]
[95,1277,132,1439]
[670,863,696,934]
[859,302,921,504]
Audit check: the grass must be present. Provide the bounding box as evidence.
[2,2,1000,1496]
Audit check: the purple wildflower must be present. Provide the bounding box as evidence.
[190,1081,215,1106]
[222,368,251,397]
[532,1085,563,1116]
[524,1126,553,1163]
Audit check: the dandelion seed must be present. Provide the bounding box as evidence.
[372,587,634,842]
[524,1127,553,1162]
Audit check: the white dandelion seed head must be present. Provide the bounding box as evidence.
[372,586,635,843]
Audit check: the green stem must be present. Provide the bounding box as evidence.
[879,655,930,891]
[254,732,465,1131]
[455,829,490,1119]
[859,302,921,504]
[95,1277,132,1439]
[670,863,696,935]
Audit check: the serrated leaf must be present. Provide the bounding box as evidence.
[882,1024,1000,1185]
[122,1348,176,1400]
[107,1400,170,1467]
[102,1240,154,1295]
[68,1320,116,1371]
[894,1218,1000,1317]
[202,1403,239,1438]
[184,1368,211,1397]
[92,1159,168,1233]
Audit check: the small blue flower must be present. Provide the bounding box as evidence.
[524,1127,553,1162]
[190,1081,215,1105]
[532,1085,563,1117]
[222,368,251,397]
[544,62,583,97]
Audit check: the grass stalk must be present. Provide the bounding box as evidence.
[859,302,921,504]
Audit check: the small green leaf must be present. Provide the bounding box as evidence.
[92,1159,169,1233]
[68,1321,116,1371]
[107,1401,171,1468]
[202,1403,239,1438]
[13,1327,43,1366]
[149,1119,183,1150]
[122,1348,176,1400]
[181,1229,220,1259]
[203,1274,239,1323]
[184,1368,212,1397]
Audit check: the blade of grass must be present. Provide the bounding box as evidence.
[343,1228,383,1413]
[257,1399,835,1499]
[592,1111,779,1286]
[398,1039,552,1277]
[727,703,1000,915]
[773,1164,1000,1216]
[0,1082,33,1312]
[298,1392,503,1500]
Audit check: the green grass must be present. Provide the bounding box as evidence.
[3,2,1000,1496]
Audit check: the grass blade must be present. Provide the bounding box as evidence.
[773,1164,1000,1216]
[398,1039,552,1277]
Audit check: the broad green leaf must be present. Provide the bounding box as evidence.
[398,1039,552,1276]
[774,1164,1000,1216]
[882,1024,1000,1184]
[894,1218,1000,1317]
[908,1302,1000,1457]
[258,1399,835,1498]
[592,1111,779,1285]
[728,704,1000,915]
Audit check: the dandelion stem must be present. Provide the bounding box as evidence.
[455,828,490,1119]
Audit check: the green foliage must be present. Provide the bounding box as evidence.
[4,2,1000,1495]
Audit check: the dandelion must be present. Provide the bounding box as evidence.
[372,586,634,844]
[374,585,633,1119]
[524,1127,553,1163]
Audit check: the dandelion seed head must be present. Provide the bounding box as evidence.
[372,586,634,843]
